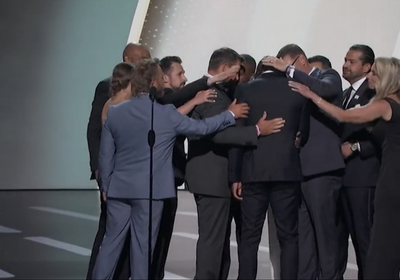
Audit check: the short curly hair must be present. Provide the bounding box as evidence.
[131,58,160,97]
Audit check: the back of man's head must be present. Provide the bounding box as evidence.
[241,54,256,71]
[253,56,285,79]
[240,54,257,83]
[123,43,151,65]
[308,55,332,70]
[277,44,306,60]
[131,58,162,97]
[277,44,310,72]
[208,47,243,72]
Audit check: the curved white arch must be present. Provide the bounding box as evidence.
[127,0,151,43]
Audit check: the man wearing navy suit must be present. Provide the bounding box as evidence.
[265,44,345,279]
[92,59,249,280]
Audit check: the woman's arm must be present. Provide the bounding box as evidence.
[289,81,392,123]
[177,89,216,115]
[311,95,390,123]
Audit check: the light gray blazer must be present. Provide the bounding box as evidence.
[99,94,235,200]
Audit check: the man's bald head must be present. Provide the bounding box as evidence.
[122,43,151,65]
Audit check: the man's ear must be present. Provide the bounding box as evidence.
[299,55,307,66]
[363,63,372,74]
[162,74,169,84]
[220,63,229,72]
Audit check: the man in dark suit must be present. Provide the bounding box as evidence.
[338,45,380,279]
[265,44,345,279]
[267,54,334,280]
[186,47,286,280]
[229,64,310,280]
[86,42,151,280]
[227,53,257,275]
[151,55,240,279]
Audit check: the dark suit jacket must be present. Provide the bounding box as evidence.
[293,68,346,176]
[340,80,380,187]
[87,77,111,179]
[185,86,259,198]
[229,72,310,183]
[157,78,211,186]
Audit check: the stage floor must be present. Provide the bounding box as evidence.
[0,190,358,279]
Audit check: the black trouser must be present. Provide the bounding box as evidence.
[194,194,231,280]
[239,182,301,280]
[298,171,343,280]
[228,198,242,255]
[86,185,130,280]
[151,197,178,280]
[337,187,375,280]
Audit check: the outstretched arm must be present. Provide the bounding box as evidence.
[289,81,392,123]
[159,66,241,107]
[290,68,342,99]
[168,104,236,136]
[262,57,342,98]
[177,89,217,115]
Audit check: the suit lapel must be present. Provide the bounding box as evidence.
[346,80,369,109]
[310,68,321,78]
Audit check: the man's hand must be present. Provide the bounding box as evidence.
[231,182,243,200]
[262,56,288,72]
[228,99,250,119]
[207,65,240,85]
[193,89,217,105]
[295,131,302,148]
[341,142,353,158]
[102,191,107,202]
[95,170,99,181]
[256,112,285,136]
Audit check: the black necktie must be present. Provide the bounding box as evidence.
[342,86,353,109]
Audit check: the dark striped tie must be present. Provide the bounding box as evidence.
[342,86,353,109]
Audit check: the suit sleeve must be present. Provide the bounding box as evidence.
[168,105,236,136]
[228,88,249,183]
[98,111,115,193]
[298,101,311,147]
[86,80,110,178]
[292,68,343,99]
[359,140,377,159]
[159,76,209,107]
[196,87,258,146]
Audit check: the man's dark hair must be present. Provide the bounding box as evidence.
[253,56,285,79]
[349,44,375,66]
[208,47,243,71]
[159,56,182,74]
[308,55,332,70]
[276,44,306,59]
[131,58,160,97]
[240,54,257,73]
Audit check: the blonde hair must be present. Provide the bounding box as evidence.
[372,57,400,100]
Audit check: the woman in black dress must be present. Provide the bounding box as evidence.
[288,57,400,279]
